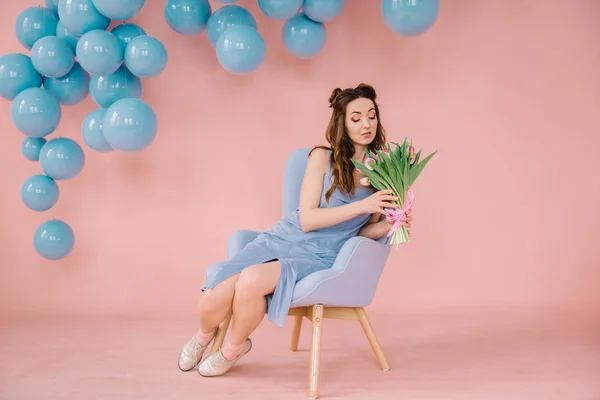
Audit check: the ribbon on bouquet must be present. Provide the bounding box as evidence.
[384,187,414,237]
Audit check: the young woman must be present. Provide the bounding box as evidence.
[178,83,412,377]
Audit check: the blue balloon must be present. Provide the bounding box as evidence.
[14,6,59,50]
[21,137,48,161]
[124,35,168,78]
[206,5,257,48]
[21,174,60,212]
[30,36,75,78]
[103,98,157,152]
[82,108,113,152]
[303,0,345,22]
[33,219,75,260]
[11,87,61,138]
[216,25,265,75]
[90,65,142,108]
[0,53,42,100]
[46,0,60,15]
[111,23,147,52]
[58,0,111,36]
[39,137,85,180]
[77,30,124,76]
[258,0,302,20]
[381,0,439,36]
[55,21,80,52]
[92,0,145,20]
[282,13,326,59]
[43,62,90,106]
[164,0,212,36]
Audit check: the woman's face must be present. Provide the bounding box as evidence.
[344,97,378,147]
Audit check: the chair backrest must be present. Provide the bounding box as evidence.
[282,147,311,217]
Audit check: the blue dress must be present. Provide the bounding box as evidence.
[201,151,375,327]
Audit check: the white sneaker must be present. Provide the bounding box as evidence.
[198,338,252,377]
[178,335,214,372]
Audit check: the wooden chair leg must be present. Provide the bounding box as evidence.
[290,315,303,351]
[210,311,232,354]
[356,307,390,370]
[309,304,324,400]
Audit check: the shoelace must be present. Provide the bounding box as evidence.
[185,339,207,363]
[213,352,226,366]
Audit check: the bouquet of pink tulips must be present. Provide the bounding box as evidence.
[352,139,437,245]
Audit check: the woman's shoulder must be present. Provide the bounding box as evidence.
[306,146,331,174]
[308,146,331,158]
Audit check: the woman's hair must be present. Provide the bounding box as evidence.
[310,83,387,203]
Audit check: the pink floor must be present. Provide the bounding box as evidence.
[1,308,598,400]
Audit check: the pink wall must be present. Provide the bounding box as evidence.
[1,0,599,319]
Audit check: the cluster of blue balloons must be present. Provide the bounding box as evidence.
[1,0,168,260]
[163,0,438,75]
[163,0,344,74]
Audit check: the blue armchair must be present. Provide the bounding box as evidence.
[210,148,392,399]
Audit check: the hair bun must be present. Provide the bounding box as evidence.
[328,88,342,107]
[355,83,376,100]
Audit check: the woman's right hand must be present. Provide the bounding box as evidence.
[358,189,399,214]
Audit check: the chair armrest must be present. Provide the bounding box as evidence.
[291,236,391,308]
[227,230,261,259]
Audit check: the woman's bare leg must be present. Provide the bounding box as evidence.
[197,273,240,338]
[227,261,281,350]
[178,273,240,371]
[196,261,282,376]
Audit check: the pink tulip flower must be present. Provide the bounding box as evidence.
[408,146,416,163]
[364,157,376,170]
